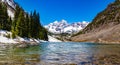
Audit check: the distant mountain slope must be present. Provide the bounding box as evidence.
[45,20,89,34]
[71,0,120,43]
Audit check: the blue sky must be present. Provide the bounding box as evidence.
[14,0,115,25]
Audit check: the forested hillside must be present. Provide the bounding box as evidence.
[0,2,48,41]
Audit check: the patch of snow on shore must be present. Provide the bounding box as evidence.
[48,35,61,42]
[0,30,61,43]
[0,30,17,43]
[0,36,17,43]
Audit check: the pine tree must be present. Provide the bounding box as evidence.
[11,5,21,38]
[0,3,4,29]
[30,12,34,38]
[28,13,33,38]
[0,3,11,30]
[25,13,29,37]
[10,4,48,40]
[33,10,40,38]
[15,10,25,37]
[7,17,12,31]
[2,3,8,30]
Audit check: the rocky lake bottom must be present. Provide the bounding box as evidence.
[0,42,120,65]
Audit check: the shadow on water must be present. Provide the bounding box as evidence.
[0,42,120,65]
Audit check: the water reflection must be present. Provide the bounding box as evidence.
[40,42,93,64]
[0,42,120,65]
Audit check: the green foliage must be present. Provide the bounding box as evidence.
[0,3,48,40]
[11,6,48,40]
[15,10,25,37]
[12,31,16,38]
[7,17,12,31]
[0,2,12,31]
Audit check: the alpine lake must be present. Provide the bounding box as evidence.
[0,42,120,65]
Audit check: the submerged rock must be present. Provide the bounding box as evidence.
[16,41,39,48]
[16,44,28,48]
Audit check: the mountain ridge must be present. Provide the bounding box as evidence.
[45,20,89,34]
[71,0,120,44]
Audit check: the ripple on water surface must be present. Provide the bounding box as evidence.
[0,42,120,65]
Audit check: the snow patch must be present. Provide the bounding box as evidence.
[0,30,17,43]
[0,36,17,43]
[0,30,61,44]
[7,9,14,18]
[48,35,61,42]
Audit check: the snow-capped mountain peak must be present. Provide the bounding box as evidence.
[45,20,89,34]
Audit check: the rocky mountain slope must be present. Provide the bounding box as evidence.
[45,20,89,34]
[71,0,120,43]
[0,0,15,18]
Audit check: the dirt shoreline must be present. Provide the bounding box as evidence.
[71,40,120,44]
[0,41,40,48]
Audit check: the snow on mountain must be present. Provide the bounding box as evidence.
[7,8,14,18]
[1,0,16,8]
[48,35,61,42]
[1,0,16,18]
[45,20,89,34]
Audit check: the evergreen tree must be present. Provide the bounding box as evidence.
[15,10,25,37]
[7,17,12,31]
[28,13,33,38]
[25,13,29,37]
[10,4,48,40]
[2,3,9,30]
[33,10,40,38]
[11,5,21,38]
[0,3,4,29]
[0,3,11,30]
